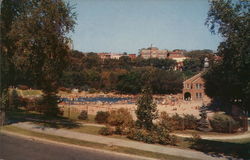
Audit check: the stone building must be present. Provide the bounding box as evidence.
[139,47,168,59]
[182,72,209,101]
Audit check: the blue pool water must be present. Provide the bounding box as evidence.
[60,97,132,103]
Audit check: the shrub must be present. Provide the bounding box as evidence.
[9,90,21,109]
[127,127,177,145]
[95,111,110,124]
[78,110,88,120]
[158,112,173,131]
[108,108,134,134]
[127,128,157,144]
[155,126,177,145]
[210,113,240,133]
[158,112,198,131]
[171,113,184,130]
[183,114,198,130]
[99,126,113,136]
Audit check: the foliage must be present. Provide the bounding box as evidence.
[2,0,76,116]
[78,110,88,120]
[9,89,21,109]
[0,90,9,110]
[158,112,173,131]
[99,126,113,136]
[197,106,211,132]
[158,112,198,131]
[183,114,198,130]
[210,113,240,133]
[116,71,142,94]
[37,94,61,117]
[95,111,110,124]
[107,108,134,134]
[170,113,185,130]
[136,86,158,130]
[127,127,177,145]
[60,51,183,95]
[150,70,183,94]
[204,0,250,112]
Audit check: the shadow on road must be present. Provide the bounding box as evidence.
[5,108,81,129]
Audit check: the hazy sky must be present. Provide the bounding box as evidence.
[70,0,222,53]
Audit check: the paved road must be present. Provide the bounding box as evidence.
[0,134,143,160]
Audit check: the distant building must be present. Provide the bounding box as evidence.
[139,47,168,59]
[182,73,209,101]
[98,53,111,60]
[110,53,124,59]
[128,54,137,59]
[168,51,188,70]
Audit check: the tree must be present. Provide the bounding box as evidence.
[150,70,183,94]
[136,86,158,130]
[6,0,76,116]
[204,0,250,113]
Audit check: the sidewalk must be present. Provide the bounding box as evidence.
[10,122,226,160]
[173,129,250,140]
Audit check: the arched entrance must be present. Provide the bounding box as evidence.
[184,92,191,101]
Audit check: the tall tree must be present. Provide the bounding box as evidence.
[136,86,158,130]
[204,0,250,113]
[0,0,27,110]
[6,0,76,116]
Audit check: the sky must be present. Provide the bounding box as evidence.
[70,0,222,54]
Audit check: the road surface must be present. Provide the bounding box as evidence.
[0,133,145,160]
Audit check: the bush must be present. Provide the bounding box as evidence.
[108,108,134,134]
[158,112,174,131]
[95,111,110,124]
[9,90,21,109]
[155,126,177,145]
[78,110,88,120]
[210,113,240,133]
[183,114,198,130]
[171,113,184,130]
[158,112,198,131]
[127,127,177,145]
[127,128,157,144]
[99,126,113,136]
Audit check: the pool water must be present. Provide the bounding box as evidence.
[60,97,132,103]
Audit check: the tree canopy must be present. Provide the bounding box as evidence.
[1,0,76,115]
[204,0,250,112]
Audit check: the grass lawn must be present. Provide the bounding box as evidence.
[1,125,196,160]
[68,126,101,135]
[62,107,96,123]
[15,89,42,96]
[173,129,250,136]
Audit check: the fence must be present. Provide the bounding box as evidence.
[60,105,137,120]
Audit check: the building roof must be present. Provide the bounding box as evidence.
[183,72,205,84]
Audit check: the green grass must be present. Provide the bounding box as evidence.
[16,89,42,96]
[217,137,250,144]
[173,129,248,136]
[68,126,101,135]
[62,107,96,123]
[1,126,195,160]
